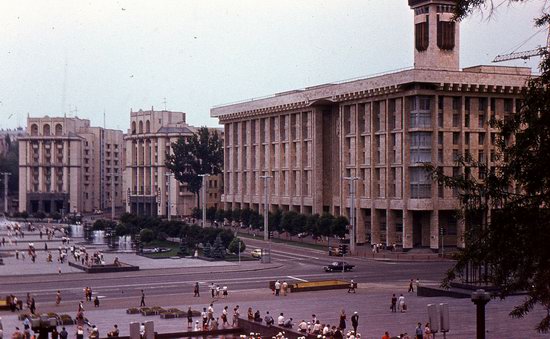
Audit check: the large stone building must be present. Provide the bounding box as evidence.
[211,0,531,250]
[18,116,125,215]
[123,109,223,218]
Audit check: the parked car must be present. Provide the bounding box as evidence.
[251,249,262,259]
[297,232,310,238]
[324,261,355,272]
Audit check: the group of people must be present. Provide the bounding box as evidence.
[208,283,229,298]
[272,280,289,296]
[197,303,240,331]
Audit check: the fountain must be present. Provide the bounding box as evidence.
[117,235,134,252]
[69,224,84,238]
[92,230,105,245]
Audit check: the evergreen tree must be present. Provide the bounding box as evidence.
[203,242,212,258]
[210,235,226,259]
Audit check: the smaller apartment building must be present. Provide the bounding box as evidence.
[18,116,125,215]
[124,109,223,218]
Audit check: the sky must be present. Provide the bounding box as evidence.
[0,0,548,131]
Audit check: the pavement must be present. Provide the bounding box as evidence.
[1,220,548,338]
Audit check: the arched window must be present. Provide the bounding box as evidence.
[145,120,150,133]
[43,124,51,136]
[415,16,429,52]
[132,121,137,135]
[55,124,63,136]
[139,121,143,134]
[31,124,38,136]
[437,18,455,50]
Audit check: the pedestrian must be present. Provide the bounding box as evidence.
[93,296,99,307]
[415,322,423,339]
[382,331,391,339]
[210,283,215,298]
[140,290,145,307]
[339,309,346,331]
[51,327,59,339]
[282,281,288,296]
[187,307,193,329]
[56,291,62,306]
[222,286,228,298]
[12,327,22,339]
[221,306,229,327]
[201,307,208,329]
[232,305,240,327]
[348,279,356,293]
[398,294,406,312]
[29,298,36,315]
[59,327,68,339]
[264,311,274,326]
[215,285,220,298]
[194,320,201,331]
[107,324,119,337]
[76,326,84,339]
[207,303,214,324]
[351,311,359,334]
[247,307,254,321]
[390,294,397,313]
[408,279,415,293]
[193,282,200,297]
[424,323,433,339]
[274,280,281,296]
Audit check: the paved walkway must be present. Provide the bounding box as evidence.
[1,282,547,339]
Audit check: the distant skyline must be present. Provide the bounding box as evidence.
[0,0,547,131]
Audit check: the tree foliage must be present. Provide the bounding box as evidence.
[425,2,550,331]
[0,141,19,192]
[165,127,223,207]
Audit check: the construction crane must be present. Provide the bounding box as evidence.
[493,24,549,63]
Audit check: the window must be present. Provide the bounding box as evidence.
[438,132,443,145]
[410,132,432,163]
[415,19,429,51]
[464,132,469,145]
[452,132,460,145]
[478,133,485,145]
[410,167,431,198]
[410,96,432,128]
[437,19,455,50]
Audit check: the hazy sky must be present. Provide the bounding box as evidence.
[0,0,548,131]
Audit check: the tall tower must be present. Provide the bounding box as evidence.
[409,0,460,70]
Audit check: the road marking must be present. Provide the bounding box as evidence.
[287,276,308,282]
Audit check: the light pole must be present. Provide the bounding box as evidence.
[260,174,272,263]
[471,289,491,339]
[343,176,359,254]
[0,172,11,214]
[165,172,173,221]
[198,174,210,228]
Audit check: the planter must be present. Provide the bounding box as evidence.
[126,308,140,314]
[160,313,177,319]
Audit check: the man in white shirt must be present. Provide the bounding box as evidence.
[298,320,308,333]
[277,313,285,326]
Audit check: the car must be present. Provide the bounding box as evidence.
[324,261,355,272]
[251,249,262,259]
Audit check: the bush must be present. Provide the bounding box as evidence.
[34,211,46,220]
[139,228,154,243]
[115,224,129,236]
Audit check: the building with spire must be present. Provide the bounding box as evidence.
[210,0,531,251]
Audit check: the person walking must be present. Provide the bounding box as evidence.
[348,280,356,293]
[408,279,414,293]
[274,280,281,296]
[415,322,423,339]
[56,291,61,306]
[232,305,240,327]
[397,294,406,312]
[93,296,99,308]
[338,309,346,331]
[351,311,359,334]
[193,282,200,297]
[140,290,145,307]
[210,283,215,298]
[187,307,193,329]
[59,327,68,339]
[390,294,397,313]
[282,281,288,296]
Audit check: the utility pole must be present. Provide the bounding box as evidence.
[198,174,210,228]
[343,176,359,254]
[1,172,11,214]
[111,167,115,220]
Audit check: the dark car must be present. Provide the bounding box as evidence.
[323,261,355,272]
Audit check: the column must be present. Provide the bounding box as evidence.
[386,209,396,247]
[430,209,439,250]
[403,209,413,249]
[356,208,366,244]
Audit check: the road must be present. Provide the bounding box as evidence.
[0,236,453,307]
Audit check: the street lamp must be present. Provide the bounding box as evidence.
[343,176,359,254]
[198,174,210,228]
[471,289,491,339]
[259,174,272,263]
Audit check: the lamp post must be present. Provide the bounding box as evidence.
[471,289,491,339]
[260,174,272,263]
[343,176,359,254]
[0,172,11,214]
[198,174,210,228]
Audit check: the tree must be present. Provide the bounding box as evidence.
[210,234,226,259]
[165,127,223,208]
[228,237,246,254]
[425,1,550,332]
[203,242,212,258]
[0,136,19,192]
[331,216,349,238]
[139,228,154,243]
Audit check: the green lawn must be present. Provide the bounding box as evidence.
[236,231,329,251]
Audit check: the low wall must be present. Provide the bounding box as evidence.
[269,280,355,293]
[68,261,139,273]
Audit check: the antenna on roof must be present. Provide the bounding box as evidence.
[162,97,167,111]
